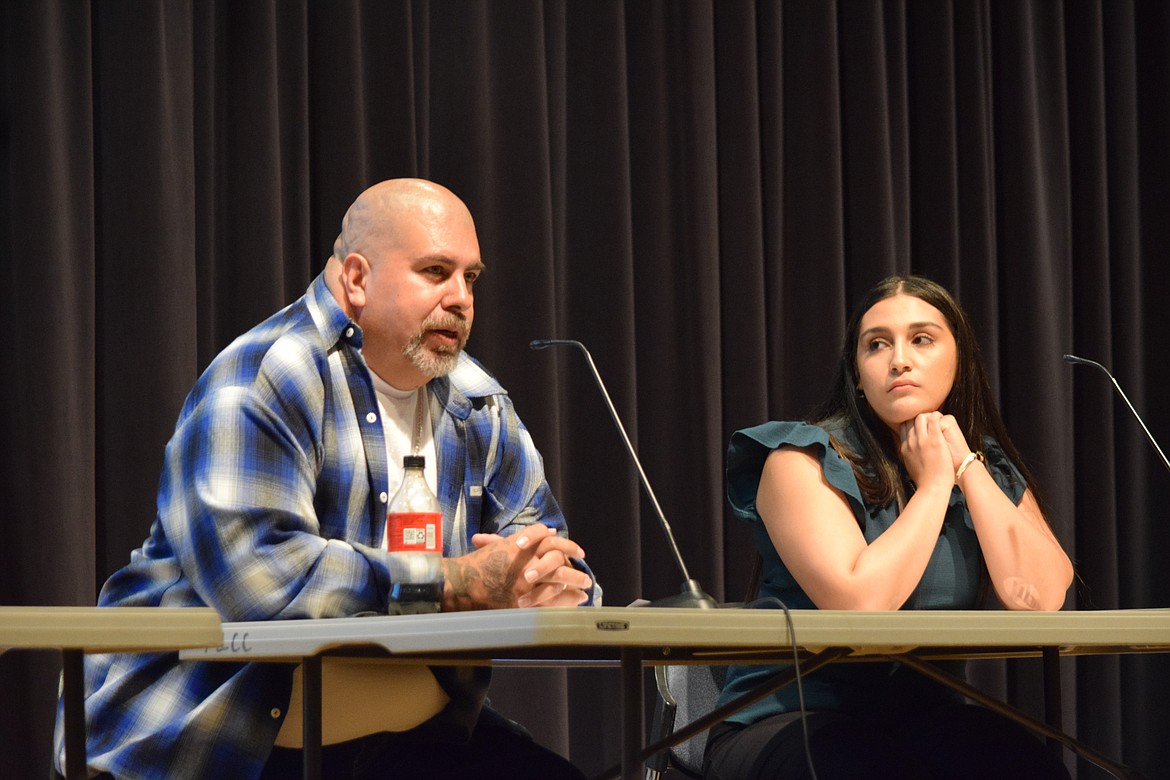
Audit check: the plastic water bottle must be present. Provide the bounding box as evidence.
[385,455,443,614]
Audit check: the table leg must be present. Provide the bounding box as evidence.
[62,649,86,780]
[621,647,642,780]
[1042,646,1064,763]
[302,655,321,780]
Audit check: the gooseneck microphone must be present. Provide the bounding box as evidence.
[1064,354,1170,474]
[531,339,718,608]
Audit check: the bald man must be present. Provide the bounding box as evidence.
[54,180,594,780]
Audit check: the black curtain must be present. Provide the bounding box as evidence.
[3,2,1169,778]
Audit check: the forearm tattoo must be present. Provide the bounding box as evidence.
[445,550,518,610]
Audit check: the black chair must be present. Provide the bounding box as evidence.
[644,663,728,778]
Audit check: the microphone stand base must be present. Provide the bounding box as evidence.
[647,579,720,609]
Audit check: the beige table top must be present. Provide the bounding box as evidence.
[180,606,1170,664]
[1,606,222,654]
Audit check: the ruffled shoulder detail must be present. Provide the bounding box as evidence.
[726,421,866,527]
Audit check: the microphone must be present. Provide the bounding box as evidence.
[1064,354,1170,474]
[531,339,718,608]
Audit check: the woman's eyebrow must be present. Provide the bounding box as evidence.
[858,321,944,341]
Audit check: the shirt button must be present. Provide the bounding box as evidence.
[366,412,377,424]
[380,492,388,503]
[270,708,281,719]
[345,327,354,338]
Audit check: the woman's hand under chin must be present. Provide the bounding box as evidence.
[936,412,973,472]
[898,412,957,491]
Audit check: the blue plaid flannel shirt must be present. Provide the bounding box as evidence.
[53,273,592,779]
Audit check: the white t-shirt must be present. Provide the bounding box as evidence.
[369,371,438,507]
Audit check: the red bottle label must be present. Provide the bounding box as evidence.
[386,512,442,553]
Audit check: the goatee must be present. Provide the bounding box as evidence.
[403,314,470,377]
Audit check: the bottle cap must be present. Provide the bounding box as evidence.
[403,455,426,469]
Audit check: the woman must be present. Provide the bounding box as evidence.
[704,276,1074,780]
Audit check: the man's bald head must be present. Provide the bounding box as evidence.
[332,179,476,264]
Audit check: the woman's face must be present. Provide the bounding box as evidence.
[855,293,958,431]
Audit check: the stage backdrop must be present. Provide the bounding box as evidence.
[2,2,1168,778]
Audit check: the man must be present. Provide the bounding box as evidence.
[54,179,595,779]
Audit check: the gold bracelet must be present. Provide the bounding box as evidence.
[955,450,985,482]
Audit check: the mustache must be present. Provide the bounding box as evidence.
[421,313,470,339]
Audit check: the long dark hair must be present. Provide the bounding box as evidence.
[810,275,1041,510]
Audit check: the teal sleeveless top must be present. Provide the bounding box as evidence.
[718,420,1027,724]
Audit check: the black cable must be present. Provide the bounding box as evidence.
[746,596,819,780]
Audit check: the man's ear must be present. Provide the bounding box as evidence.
[340,252,370,309]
